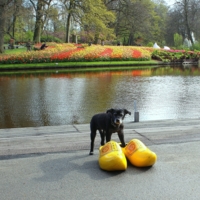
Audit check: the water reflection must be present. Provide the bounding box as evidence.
[0,65,200,128]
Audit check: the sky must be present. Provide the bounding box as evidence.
[165,0,176,6]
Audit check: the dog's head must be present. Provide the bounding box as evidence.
[106,108,131,125]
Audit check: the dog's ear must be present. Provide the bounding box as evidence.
[106,108,114,114]
[124,109,131,116]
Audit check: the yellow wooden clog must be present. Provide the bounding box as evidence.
[122,139,157,167]
[99,141,127,171]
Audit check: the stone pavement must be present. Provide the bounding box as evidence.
[0,118,200,199]
[0,118,200,156]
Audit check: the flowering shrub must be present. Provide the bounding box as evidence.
[0,43,154,64]
[152,49,200,62]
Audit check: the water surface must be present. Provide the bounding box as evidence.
[0,65,200,128]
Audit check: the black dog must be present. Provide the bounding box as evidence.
[89,108,131,155]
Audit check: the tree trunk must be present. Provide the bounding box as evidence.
[65,0,76,43]
[128,33,134,45]
[65,13,71,43]
[13,16,16,39]
[12,0,21,40]
[184,2,193,45]
[0,5,6,53]
[33,0,44,43]
[94,33,99,44]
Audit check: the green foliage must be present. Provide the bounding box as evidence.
[4,31,34,43]
[4,35,10,44]
[113,0,168,46]
[174,33,183,49]
[192,42,200,51]
[81,0,116,43]
[25,31,34,41]
[152,49,200,62]
[41,35,62,43]
[147,42,154,47]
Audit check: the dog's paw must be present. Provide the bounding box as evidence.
[89,152,94,155]
[120,143,127,147]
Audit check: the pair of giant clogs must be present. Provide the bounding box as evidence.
[99,139,157,171]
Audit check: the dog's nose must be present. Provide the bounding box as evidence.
[115,119,121,124]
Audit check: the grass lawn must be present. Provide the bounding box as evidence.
[3,45,27,54]
[0,60,160,69]
[4,48,27,54]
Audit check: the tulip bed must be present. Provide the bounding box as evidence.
[0,43,154,64]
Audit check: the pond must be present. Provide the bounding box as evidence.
[1,65,200,129]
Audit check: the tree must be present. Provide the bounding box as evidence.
[178,0,194,44]
[0,0,13,53]
[152,0,168,46]
[30,0,53,43]
[32,0,44,42]
[166,0,200,46]
[174,32,183,48]
[55,0,77,43]
[81,0,115,44]
[11,0,22,38]
[111,0,159,46]
[4,0,36,43]
[43,6,65,41]
[59,0,115,43]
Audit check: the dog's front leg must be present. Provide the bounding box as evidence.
[90,131,96,155]
[118,131,126,147]
[99,130,105,146]
[105,130,112,143]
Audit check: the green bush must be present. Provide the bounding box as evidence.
[4,35,11,44]
[147,42,154,47]
[192,42,200,51]
[41,35,63,43]
[174,33,183,49]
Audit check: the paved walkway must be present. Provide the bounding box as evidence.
[0,118,200,199]
[1,118,200,156]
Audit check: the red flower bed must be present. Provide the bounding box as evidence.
[99,48,113,57]
[132,50,142,58]
[51,48,83,60]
